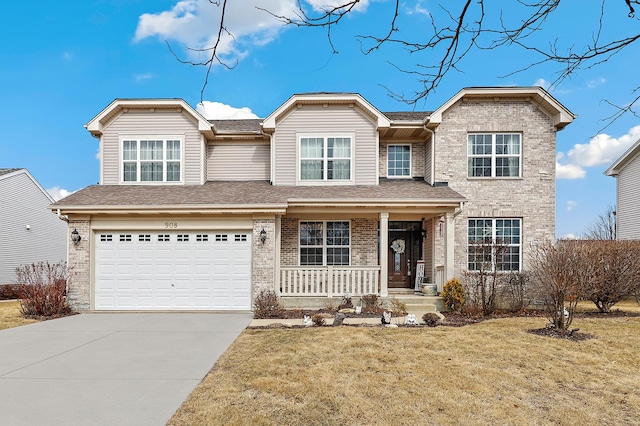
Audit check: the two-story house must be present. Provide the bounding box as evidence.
[51,87,574,312]
[605,137,640,240]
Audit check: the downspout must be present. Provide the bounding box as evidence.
[423,124,436,185]
[56,208,69,222]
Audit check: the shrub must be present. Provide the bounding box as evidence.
[311,313,327,326]
[253,289,285,319]
[500,271,532,312]
[422,312,440,327]
[388,298,408,316]
[337,293,353,310]
[441,278,465,312]
[360,294,380,312]
[15,261,71,317]
[0,284,22,300]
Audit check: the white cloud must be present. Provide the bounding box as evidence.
[556,125,640,179]
[47,187,74,201]
[306,0,370,12]
[559,233,579,240]
[534,78,551,90]
[586,78,606,89]
[134,72,154,81]
[405,0,430,16]
[196,101,259,119]
[134,0,300,62]
[566,200,577,211]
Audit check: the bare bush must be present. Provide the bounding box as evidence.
[15,261,71,317]
[528,241,585,331]
[465,237,512,315]
[500,271,532,312]
[579,240,640,313]
[253,289,285,319]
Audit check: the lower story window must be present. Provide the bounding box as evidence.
[300,221,350,266]
[468,218,521,271]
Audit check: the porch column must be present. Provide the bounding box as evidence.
[380,212,389,297]
[444,211,455,281]
[274,214,282,294]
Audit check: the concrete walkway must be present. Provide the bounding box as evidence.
[0,313,252,425]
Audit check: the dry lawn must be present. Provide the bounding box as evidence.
[0,300,36,330]
[170,300,640,426]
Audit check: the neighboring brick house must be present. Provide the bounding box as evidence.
[51,87,574,311]
[605,137,640,239]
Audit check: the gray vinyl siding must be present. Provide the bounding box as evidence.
[0,172,67,284]
[101,110,202,185]
[207,143,270,181]
[273,105,378,185]
[617,153,640,239]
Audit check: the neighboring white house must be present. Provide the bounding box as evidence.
[605,138,640,240]
[0,168,67,284]
[52,87,574,312]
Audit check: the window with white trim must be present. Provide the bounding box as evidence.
[122,138,182,182]
[468,219,521,271]
[300,136,351,181]
[468,134,521,178]
[387,145,411,177]
[299,221,350,266]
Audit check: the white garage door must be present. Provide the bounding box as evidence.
[95,231,252,311]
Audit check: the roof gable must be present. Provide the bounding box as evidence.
[428,87,576,131]
[605,137,640,176]
[85,99,214,138]
[0,168,56,203]
[262,93,391,131]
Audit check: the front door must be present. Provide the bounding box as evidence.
[388,230,412,288]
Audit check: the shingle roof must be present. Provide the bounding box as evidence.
[210,119,263,133]
[52,180,465,211]
[206,112,431,133]
[0,168,23,177]
[383,112,431,121]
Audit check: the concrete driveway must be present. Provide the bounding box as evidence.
[0,312,252,425]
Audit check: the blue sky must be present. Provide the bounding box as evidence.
[1,0,638,238]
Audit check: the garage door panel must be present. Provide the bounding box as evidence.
[95,230,252,310]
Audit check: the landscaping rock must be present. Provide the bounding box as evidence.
[333,312,346,326]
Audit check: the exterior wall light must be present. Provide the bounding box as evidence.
[71,228,82,245]
[260,228,267,244]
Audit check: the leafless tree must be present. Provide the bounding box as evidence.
[175,0,640,127]
[584,205,617,240]
[528,240,586,331]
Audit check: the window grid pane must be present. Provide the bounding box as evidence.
[468,134,521,178]
[299,221,350,266]
[121,138,181,182]
[388,145,411,177]
[468,219,521,271]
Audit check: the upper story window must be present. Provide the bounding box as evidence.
[387,145,411,178]
[468,218,521,271]
[299,136,352,181]
[468,134,521,178]
[122,138,182,183]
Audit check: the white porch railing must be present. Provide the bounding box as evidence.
[280,266,380,297]
[435,265,445,293]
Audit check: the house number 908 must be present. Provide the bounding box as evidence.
[165,222,178,229]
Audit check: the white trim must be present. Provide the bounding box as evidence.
[467,218,523,271]
[386,144,412,178]
[296,133,355,185]
[118,135,185,185]
[467,133,522,178]
[298,220,351,266]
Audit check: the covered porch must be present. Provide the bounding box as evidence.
[274,196,463,303]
